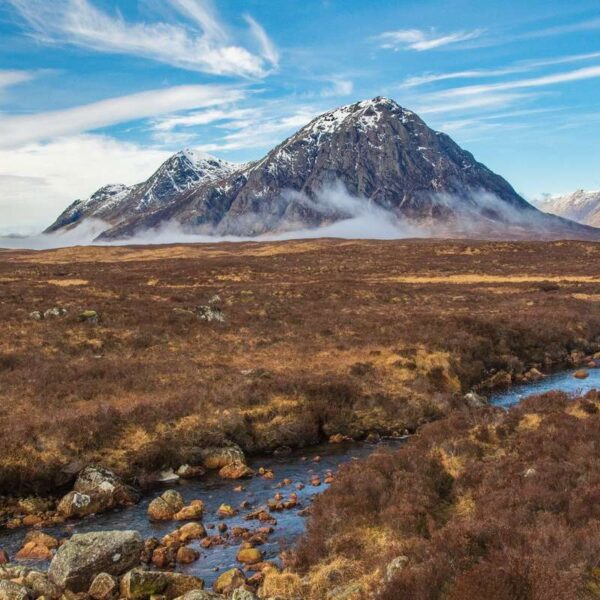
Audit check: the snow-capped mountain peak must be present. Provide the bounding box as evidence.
[537,189,600,227]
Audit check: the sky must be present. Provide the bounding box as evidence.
[1,0,600,234]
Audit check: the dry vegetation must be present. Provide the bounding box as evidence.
[291,390,600,600]
[0,239,599,497]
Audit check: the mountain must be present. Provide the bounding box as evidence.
[536,190,600,228]
[46,97,600,241]
[46,150,238,233]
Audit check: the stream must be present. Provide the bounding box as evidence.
[1,365,598,586]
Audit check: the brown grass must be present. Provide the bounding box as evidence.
[0,238,598,496]
[292,390,600,600]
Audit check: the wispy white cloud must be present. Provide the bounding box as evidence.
[0,69,35,92]
[375,27,483,51]
[320,78,354,97]
[413,64,600,116]
[0,85,245,148]
[7,0,278,78]
[400,51,600,88]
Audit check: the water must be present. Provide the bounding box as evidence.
[0,440,403,585]
[490,364,600,408]
[1,364,597,586]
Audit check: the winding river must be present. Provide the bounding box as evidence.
[1,365,598,585]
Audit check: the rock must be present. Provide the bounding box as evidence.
[58,466,139,518]
[48,531,143,592]
[16,541,53,561]
[217,504,236,518]
[218,463,254,480]
[173,592,220,600]
[200,445,246,470]
[148,491,184,521]
[212,569,246,595]
[236,548,262,565]
[524,367,544,381]
[365,432,381,444]
[174,523,207,543]
[29,311,43,321]
[175,548,199,565]
[230,590,257,600]
[24,532,59,550]
[574,370,589,379]
[88,573,118,600]
[157,470,179,484]
[24,570,61,599]
[328,434,349,444]
[463,391,488,408]
[121,570,204,600]
[485,370,512,389]
[0,580,28,600]
[44,307,67,319]
[0,551,8,566]
[22,515,43,527]
[176,465,206,479]
[173,501,203,521]
[194,306,224,323]
[0,565,31,580]
[79,311,99,324]
[18,498,52,515]
[385,555,409,582]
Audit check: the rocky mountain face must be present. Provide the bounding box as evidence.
[46,150,238,233]
[46,97,600,240]
[537,190,600,228]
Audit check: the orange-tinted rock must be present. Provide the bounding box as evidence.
[574,370,589,379]
[213,568,246,594]
[15,541,53,560]
[236,547,263,564]
[217,504,236,518]
[219,462,254,480]
[173,501,204,521]
[0,549,9,564]
[176,546,199,564]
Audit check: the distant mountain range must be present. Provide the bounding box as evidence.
[46,97,600,241]
[536,190,600,228]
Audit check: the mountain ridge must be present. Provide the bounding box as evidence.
[537,189,600,228]
[46,97,600,241]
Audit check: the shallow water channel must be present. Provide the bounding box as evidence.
[1,365,598,586]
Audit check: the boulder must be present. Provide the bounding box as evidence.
[236,547,262,565]
[44,307,67,319]
[176,465,206,479]
[88,573,118,600]
[463,391,488,408]
[148,491,184,522]
[175,547,199,565]
[213,569,246,594]
[574,370,589,379]
[0,551,8,566]
[200,446,246,470]
[120,569,204,600]
[24,570,61,599]
[79,311,99,324]
[0,580,28,600]
[218,463,254,480]
[58,466,139,518]
[48,531,143,592]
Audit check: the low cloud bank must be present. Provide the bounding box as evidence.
[0,183,592,250]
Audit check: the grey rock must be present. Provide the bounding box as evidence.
[230,590,257,600]
[463,391,488,408]
[0,581,29,600]
[48,531,143,592]
[57,466,139,518]
[43,308,67,319]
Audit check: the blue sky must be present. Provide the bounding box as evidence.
[1,0,600,232]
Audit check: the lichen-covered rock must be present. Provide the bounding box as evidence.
[120,569,204,600]
[88,573,118,600]
[213,569,246,594]
[48,531,143,592]
[176,465,205,479]
[57,466,139,518]
[0,581,28,600]
[24,570,61,599]
[173,501,203,521]
[147,491,184,522]
[200,446,246,470]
